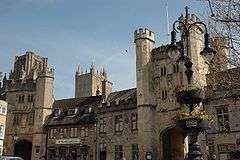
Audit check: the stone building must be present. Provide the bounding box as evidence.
[1,52,54,160]
[1,9,237,160]
[204,67,240,160]
[44,96,101,160]
[0,100,7,155]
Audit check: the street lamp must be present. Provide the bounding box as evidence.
[167,7,216,84]
[167,7,216,160]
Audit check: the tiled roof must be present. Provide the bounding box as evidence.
[53,96,102,109]
[106,88,136,102]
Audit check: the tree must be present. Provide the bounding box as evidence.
[206,0,240,67]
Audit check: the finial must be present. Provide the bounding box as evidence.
[102,67,107,78]
[76,65,80,75]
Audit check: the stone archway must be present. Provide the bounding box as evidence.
[14,139,32,160]
[161,127,187,160]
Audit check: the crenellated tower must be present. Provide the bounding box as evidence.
[75,64,112,98]
[3,52,54,160]
[134,28,157,159]
[32,68,54,160]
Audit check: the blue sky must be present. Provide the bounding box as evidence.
[0,0,208,99]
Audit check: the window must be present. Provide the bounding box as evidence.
[18,95,25,103]
[49,129,58,139]
[115,115,123,133]
[80,126,88,138]
[173,64,179,73]
[1,107,6,115]
[99,118,106,133]
[132,144,139,160]
[100,143,107,151]
[0,125,4,138]
[60,128,68,138]
[28,112,34,125]
[67,108,77,116]
[70,128,78,137]
[131,113,137,131]
[28,94,34,102]
[13,114,21,125]
[53,109,61,117]
[35,146,40,154]
[115,145,123,160]
[161,67,167,76]
[161,90,168,100]
[216,107,230,132]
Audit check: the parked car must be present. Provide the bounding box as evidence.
[0,156,24,160]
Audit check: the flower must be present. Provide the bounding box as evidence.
[174,84,203,93]
[172,109,213,122]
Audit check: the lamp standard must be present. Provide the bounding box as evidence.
[167,7,216,160]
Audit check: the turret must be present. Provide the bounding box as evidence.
[134,28,155,105]
[32,68,54,160]
[134,28,157,159]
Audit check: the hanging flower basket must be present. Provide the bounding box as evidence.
[176,118,209,133]
[173,109,212,133]
[175,85,205,104]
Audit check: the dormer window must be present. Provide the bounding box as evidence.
[68,108,78,116]
[53,109,61,117]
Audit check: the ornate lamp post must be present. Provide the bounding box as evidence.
[167,7,216,160]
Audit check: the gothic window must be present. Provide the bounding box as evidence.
[132,144,139,160]
[115,115,123,133]
[216,107,230,132]
[161,90,168,100]
[70,128,78,137]
[28,94,34,102]
[161,67,167,76]
[13,113,21,125]
[99,118,106,133]
[115,145,123,160]
[173,64,179,73]
[28,112,34,125]
[18,95,25,103]
[131,113,138,131]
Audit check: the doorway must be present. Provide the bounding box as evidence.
[14,139,32,160]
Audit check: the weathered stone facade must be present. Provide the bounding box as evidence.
[204,68,240,160]
[1,52,54,160]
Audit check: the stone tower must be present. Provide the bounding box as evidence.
[3,52,54,160]
[32,68,54,160]
[134,28,157,159]
[134,13,211,160]
[75,64,112,98]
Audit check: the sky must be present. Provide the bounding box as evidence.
[0,0,208,99]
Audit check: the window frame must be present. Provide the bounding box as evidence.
[115,115,123,133]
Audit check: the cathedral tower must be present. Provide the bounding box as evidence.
[75,65,112,98]
[134,28,157,159]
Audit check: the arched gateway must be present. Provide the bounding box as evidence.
[161,127,187,160]
[14,139,32,160]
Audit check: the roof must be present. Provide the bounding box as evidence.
[106,88,136,102]
[45,112,96,127]
[53,96,102,109]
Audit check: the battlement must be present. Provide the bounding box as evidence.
[38,68,54,78]
[75,65,107,78]
[134,28,155,42]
